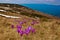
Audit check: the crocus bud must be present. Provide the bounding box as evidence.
[11,25,14,28]
[31,21,35,25]
[31,28,35,33]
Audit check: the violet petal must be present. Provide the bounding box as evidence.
[27,26,32,31]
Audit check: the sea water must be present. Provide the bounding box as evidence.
[21,4,60,18]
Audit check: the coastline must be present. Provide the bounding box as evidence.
[0,3,60,20]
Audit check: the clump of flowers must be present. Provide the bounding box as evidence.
[11,18,39,36]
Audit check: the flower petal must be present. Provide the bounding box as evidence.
[28,26,32,31]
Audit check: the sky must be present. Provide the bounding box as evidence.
[0,0,60,5]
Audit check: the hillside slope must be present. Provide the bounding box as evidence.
[0,3,60,40]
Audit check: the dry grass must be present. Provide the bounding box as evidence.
[0,13,60,40]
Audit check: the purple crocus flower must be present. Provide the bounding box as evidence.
[11,25,14,28]
[24,29,30,35]
[16,25,22,29]
[17,29,24,36]
[17,29,20,33]
[31,21,35,25]
[31,28,35,33]
[19,30,24,36]
[19,21,24,24]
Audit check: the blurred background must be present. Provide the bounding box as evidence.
[0,0,60,17]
